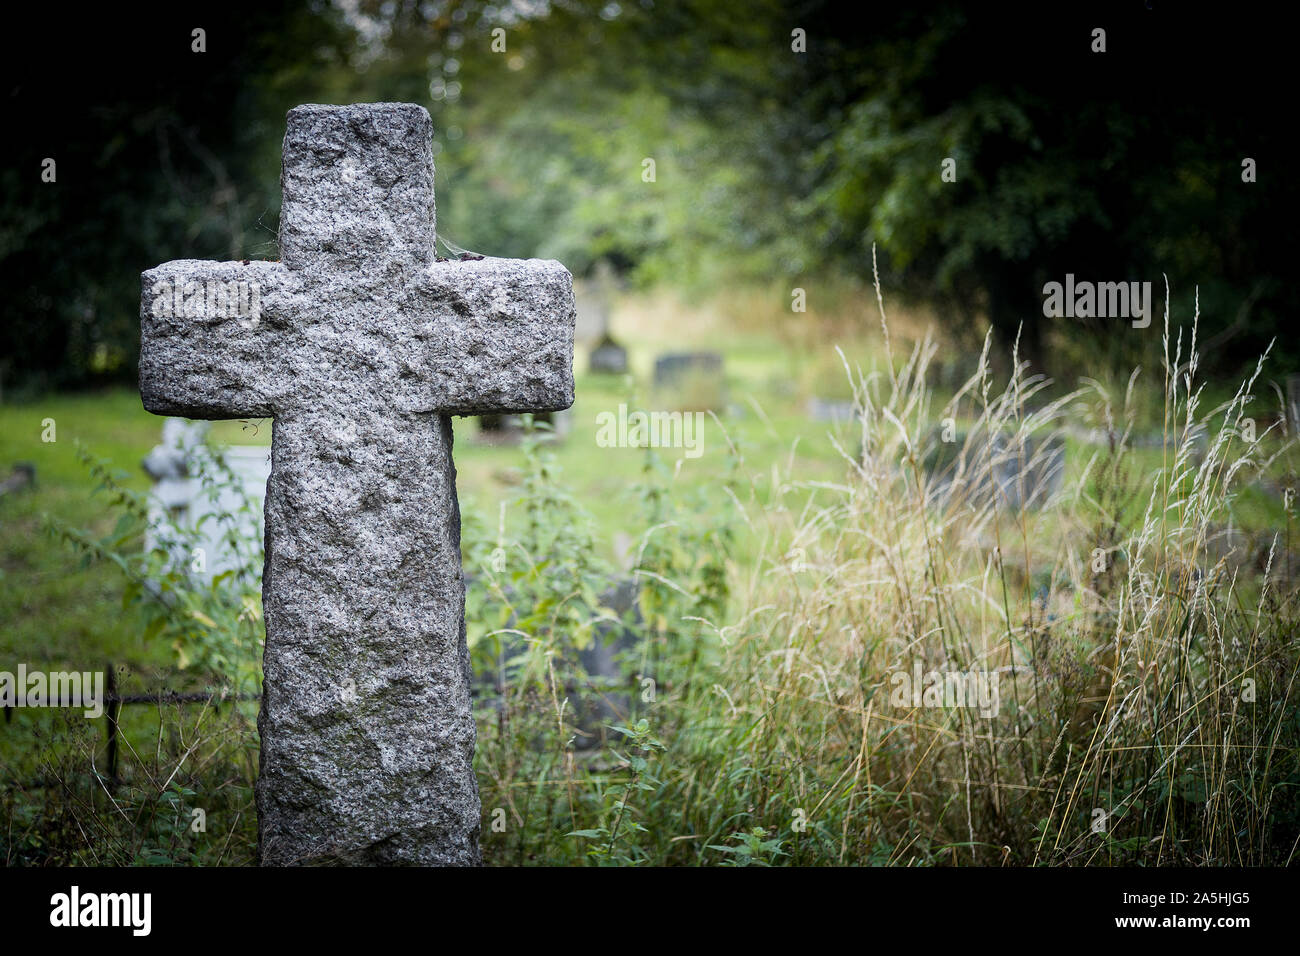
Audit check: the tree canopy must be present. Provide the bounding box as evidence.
[2,0,1292,392]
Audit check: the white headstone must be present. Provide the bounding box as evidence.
[142,418,269,581]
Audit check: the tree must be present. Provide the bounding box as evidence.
[0,3,352,393]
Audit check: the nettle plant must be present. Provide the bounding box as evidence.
[462,417,737,864]
[462,420,615,695]
[51,441,265,693]
[462,417,734,694]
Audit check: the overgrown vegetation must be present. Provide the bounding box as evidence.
[2,444,262,865]
[6,285,1294,866]
[467,291,1299,866]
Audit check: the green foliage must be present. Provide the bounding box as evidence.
[464,418,617,683]
[6,307,1296,867]
[6,434,265,865]
[375,1,1295,373]
[467,418,742,865]
[0,701,259,866]
[469,319,1299,866]
[569,719,666,865]
[707,826,788,867]
[0,5,352,394]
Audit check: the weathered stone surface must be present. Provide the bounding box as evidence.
[138,103,575,865]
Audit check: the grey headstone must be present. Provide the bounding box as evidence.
[476,409,571,444]
[578,261,628,374]
[653,352,722,388]
[138,103,575,865]
[0,463,35,498]
[653,352,725,411]
[589,337,628,375]
[473,577,643,751]
[573,258,618,342]
[925,430,1065,511]
[573,578,642,750]
[806,397,857,423]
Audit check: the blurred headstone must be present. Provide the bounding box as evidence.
[573,578,643,749]
[806,397,857,423]
[654,351,725,410]
[654,352,722,386]
[590,336,629,375]
[583,260,628,374]
[0,463,35,497]
[141,418,269,581]
[924,430,1065,511]
[573,258,616,342]
[475,409,571,445]
[473,577,643,752]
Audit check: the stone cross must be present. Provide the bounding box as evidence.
[138,103,575,865]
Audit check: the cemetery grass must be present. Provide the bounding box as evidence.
[1,289,1297,865]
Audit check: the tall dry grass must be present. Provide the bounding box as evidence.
[476,271,1298,866]
[676,277,1299,865]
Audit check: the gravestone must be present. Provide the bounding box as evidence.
[924,430,1065,511]
[142,419,270,582]
[0,463,35,498]
[575,578,643,747]
[589,336,629,375]
[138,103,575,865]
[583,260,628,374]
[654,351,724,410]
[654,352,722,387]
[472,577,643,751]
[573,258,616,340]
[805,397,857,423]
[475,408,571,445]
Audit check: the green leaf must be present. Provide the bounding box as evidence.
[190,610,217,629]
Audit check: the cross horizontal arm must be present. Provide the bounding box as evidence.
[396,257,576,416]
[139,260,295,419]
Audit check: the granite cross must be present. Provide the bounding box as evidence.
[138,103,575,865]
